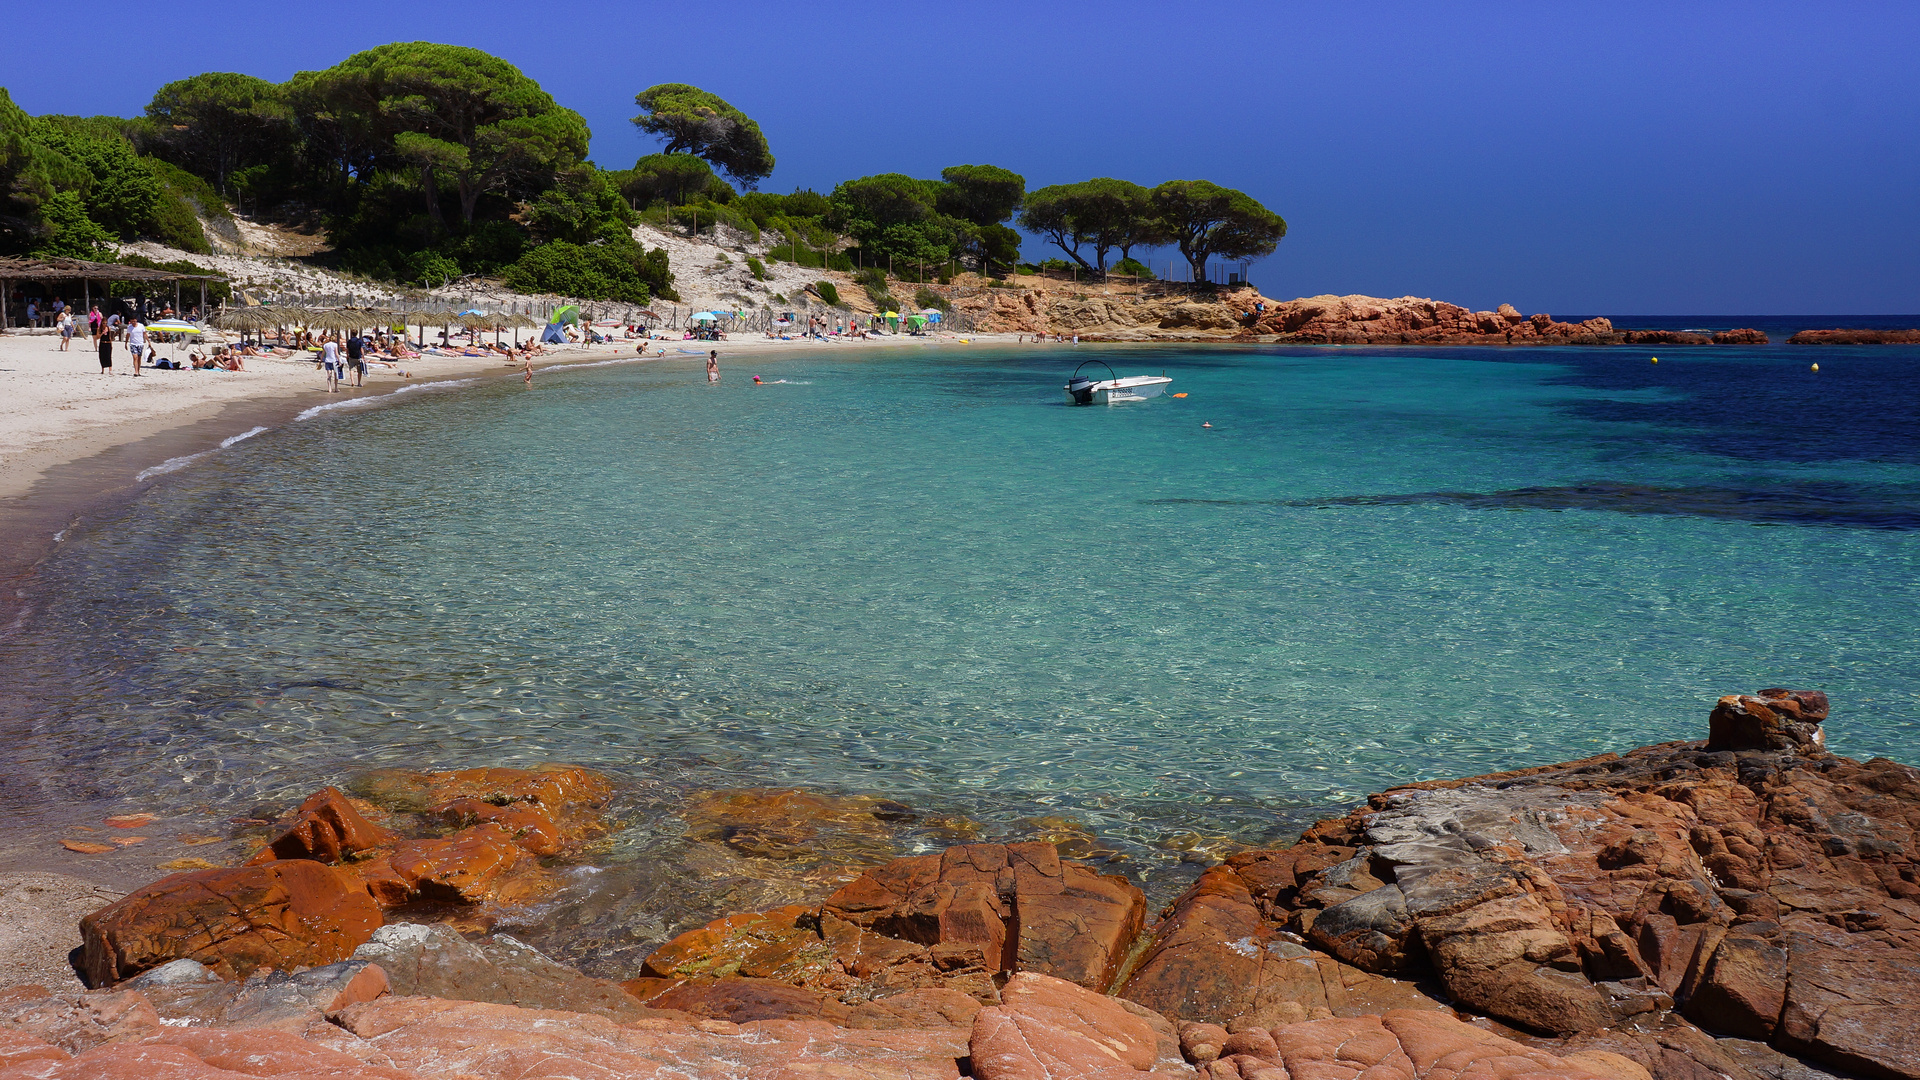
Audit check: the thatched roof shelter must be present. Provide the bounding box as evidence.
[0,255,229,330]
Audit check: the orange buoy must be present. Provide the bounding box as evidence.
[1172,392,1188,398]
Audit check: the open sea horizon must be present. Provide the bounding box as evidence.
[3,327,1916,959]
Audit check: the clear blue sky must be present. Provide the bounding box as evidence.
[5,0,1916,314]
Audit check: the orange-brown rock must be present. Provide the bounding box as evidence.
[1711,329,1768,344]
[624,843,1147,1026]
[1247,295,1617,346]
[1706,688,1827,753]
[680,786,918,864]
[385,823,527,904]
[1128,689,1920,1080]
[0,987,160,1054]
[78,861,382,985]
[830,842,1148,990]
[329,995,967,1080]
[430,797,563,856]
[248,787,398,865]
[969,972,1187,1080]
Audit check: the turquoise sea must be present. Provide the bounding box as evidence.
[5,337,1919,930]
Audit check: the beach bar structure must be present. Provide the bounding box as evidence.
[0,256,228,329]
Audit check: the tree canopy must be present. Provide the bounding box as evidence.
[631,84,774,188]
[143,72,291,195]
[295,43,590,226]
[1150,179,1286,283]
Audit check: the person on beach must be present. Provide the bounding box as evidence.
[522,354,534,388]
[345,333,365,387]
[706,350,720,383]
[321,335,341,392]
[97,328,113,373]
[57,309,74,351]
[87,305,102,342]
[124,317,146,375]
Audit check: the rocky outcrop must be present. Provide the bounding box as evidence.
[78,860,383,985]
[1787,328,1920,344]
[1706,688,1827,753]
[0,971,1646,1080]
[1711,329,1768,344]
[75,765,613,987]
[1620,330,1711,345]
[1124,689,1920,1080]
[1249,296,1617,345]
[620,842,1149,1025]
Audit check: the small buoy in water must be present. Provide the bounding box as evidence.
[1172,392,1188,398]
[1651,357,1659,364]
[1811,363,1819,372]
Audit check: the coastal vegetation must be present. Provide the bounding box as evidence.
[0,42,1287,303]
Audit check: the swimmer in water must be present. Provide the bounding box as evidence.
[522,355,534,387]
[1202,421,1213,428]
[752,375,762,384]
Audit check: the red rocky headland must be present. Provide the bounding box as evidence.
[4,688,1917,1080]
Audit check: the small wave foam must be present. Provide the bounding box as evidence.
[296,378,477,421]
[136,452,211,482]
[220,426,270,448]
[551,355,655,372]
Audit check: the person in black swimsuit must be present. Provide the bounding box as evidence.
[97,329,113,373]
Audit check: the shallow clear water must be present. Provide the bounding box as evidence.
[8,341,1920,876]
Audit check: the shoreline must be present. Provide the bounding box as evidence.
[0,330,1029,630]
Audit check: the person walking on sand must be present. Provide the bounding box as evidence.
[57,309,74,351]
[125,317,146,375]
[706,350,720,384]
[87,305,102,343]
[321,335,341,392]
[345,332,365,387]
[97,327,114,374]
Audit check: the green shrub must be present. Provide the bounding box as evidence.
[1110,257,1153,279]
[815,281,841,306]
[500,239,676,303]
[1015,265,1036,275]
[410,251,462,287]
[747,256,766,280]
[913,287,949,313]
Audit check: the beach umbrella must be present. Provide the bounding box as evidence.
[550,305,580,325]
[147,319,203,334]
[690,311,718,321]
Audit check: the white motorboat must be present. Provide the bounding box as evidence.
[1064,361,1172,405]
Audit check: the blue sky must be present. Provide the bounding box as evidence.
[5,0,1915,314]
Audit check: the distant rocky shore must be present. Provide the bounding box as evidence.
[957,286,1920,346]
[5,688,1917,1080]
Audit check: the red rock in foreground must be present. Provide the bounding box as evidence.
[1125,689,1920,1080]
[78,860,382,985]
[0,972,1646,1080]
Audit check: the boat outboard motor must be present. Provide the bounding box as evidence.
[1065,360,1116,406]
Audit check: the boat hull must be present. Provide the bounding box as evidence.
[1066,375,1172,405]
